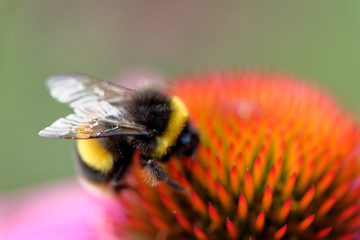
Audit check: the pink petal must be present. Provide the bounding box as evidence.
[0,180,101,240]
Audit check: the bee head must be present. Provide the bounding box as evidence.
[172,123,199,158]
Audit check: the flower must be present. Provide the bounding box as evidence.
[3,72,359,240]
[0,181,99,240]
[109,72,360,239]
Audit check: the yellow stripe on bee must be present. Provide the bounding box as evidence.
[154,97,189,158]
[77,139,114,173]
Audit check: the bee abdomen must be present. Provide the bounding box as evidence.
[76,139,114,173]
[75,150,112,183]
[75,137,134,184]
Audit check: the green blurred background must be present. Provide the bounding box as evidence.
[1,1,360,191]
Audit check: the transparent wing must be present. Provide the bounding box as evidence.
[38,101,151,139]
[46,73,135,108]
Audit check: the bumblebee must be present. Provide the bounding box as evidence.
[39,73,199,192]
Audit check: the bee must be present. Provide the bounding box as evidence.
[39,73,199,192]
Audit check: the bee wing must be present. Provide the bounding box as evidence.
[46,73,134,108]
[39,101,151,139]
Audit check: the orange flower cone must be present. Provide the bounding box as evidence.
[107,72,360,239]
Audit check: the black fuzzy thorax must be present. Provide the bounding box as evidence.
[126,90,172,155]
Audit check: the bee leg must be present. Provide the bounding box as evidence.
[140,155,183,190]
[110,164,129,192]
[159,152,172,162]
[165,178,184,191]
[110,182,129,192]
[140,156,167,186]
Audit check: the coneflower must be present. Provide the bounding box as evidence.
[103,73,360,240]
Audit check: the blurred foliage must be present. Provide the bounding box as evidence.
[1,0,360,191]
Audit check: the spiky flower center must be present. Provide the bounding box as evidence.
[113,73,360,240]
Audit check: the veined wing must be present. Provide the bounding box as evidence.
[46,73,134,108]
[38,101,151,139]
